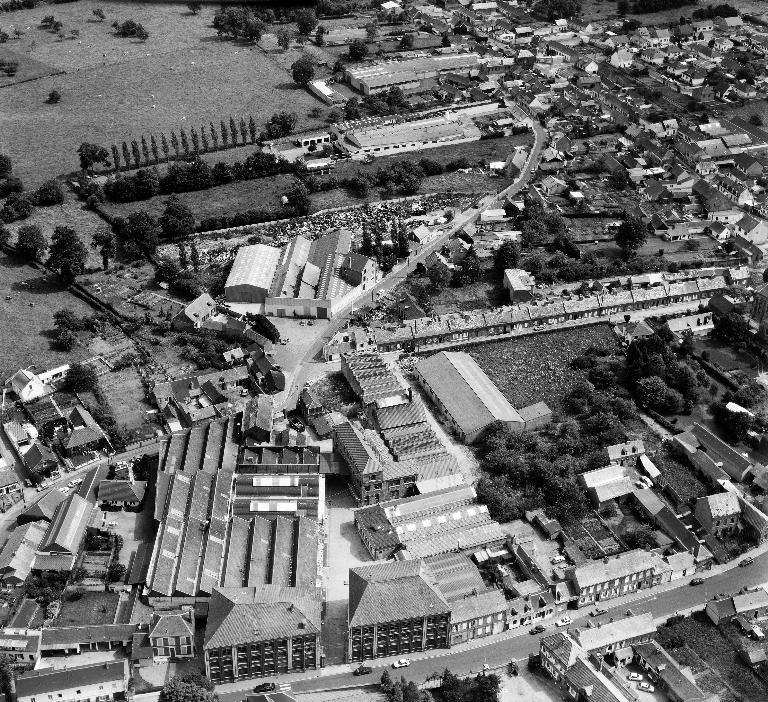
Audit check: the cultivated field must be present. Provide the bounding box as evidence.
[468,325,619,409]
[0,1,327,186]
[0,254,94,381]
[98,367,156,439]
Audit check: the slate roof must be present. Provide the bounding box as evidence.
[204,586,322,649]
[348,560,450,627]
[15,660,127,698]
[149,611,193,639]
[97,480,146,504]
[40,493,91,554]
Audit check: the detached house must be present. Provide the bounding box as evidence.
[150,610,195,660]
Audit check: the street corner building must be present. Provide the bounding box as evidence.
[203,585,322,683]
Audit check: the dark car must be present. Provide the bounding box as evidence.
[253,683,276,693]
[529,624,546,635]
[690,577,705,586]
[353,665,372,676]
[739,557,754,568]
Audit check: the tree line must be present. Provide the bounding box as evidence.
[0,0,78,13]
[105,112,297,175]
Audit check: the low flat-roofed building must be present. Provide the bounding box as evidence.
[0,628,41,668]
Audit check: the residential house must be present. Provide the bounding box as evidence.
[59,406,108,457]
[150,609,195,659]
[695,492,742,537]
[706,589,768,625]
[171,293,217,331]
[632,641,714,702]
[15,661,129,702]
[503,268,535,303]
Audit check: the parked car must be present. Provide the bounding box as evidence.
[638,682,655,693]
[392,659,411,669]
[508,661,519,676]
[529,624,546,635]
[628,673,643,682]
[690,577,705,586]
[739,557,754,568]
[551,555,566,564]
[23,479,31,488]
[353,666,372,676]
[590,607,607,616]
[555,617,572,627]
[252,683,275,693]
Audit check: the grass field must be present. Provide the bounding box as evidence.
[0,1,327,186]
[468,325,619,409]
[2,196,109,269]
[54,591,119,626]
[0,254,94,381]
[98,367,156,438]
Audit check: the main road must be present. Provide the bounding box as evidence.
[282,120,546,410]
[214,547,768,702]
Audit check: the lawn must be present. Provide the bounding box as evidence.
[54,591,119,626]
[0,254,94,381]
[468,324,619,409]
[0,1,327,186]
[98,367,157,439]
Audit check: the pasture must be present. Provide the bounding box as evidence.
[0,254,94,381]
[0,1,327,186]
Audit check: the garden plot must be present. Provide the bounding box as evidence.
[54,591,119,627]
[468,325,619,409]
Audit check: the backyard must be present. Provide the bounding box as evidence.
[0,0,327,186]
[0,254,94,381]
[53,591,120,626]
[468,325,619,409]
[98,367,157,439]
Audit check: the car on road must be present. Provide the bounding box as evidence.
[392,659,411,669]
[739,557,754,567]
[628,673,643,682]
[555,617,572,627]
[23,479,31,488]
[529,624,546,635]
[638,682,655,693]
[690,577,705,586]
[353,665,372,676]
[252,683,275,693]
[590,607,608,616]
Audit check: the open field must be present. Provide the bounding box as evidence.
[0,254,94,381]
[468,325,619,409]
[581,0,768,26]
[54,591,119,626]
[0,1,326,186]
[2,196,109,269]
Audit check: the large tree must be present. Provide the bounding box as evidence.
[159,674,217,702]
[0,154,12,177]
[47,226,88,281]
[291,54,315,86]
[63,362,99,393]
[615,214,647,259]
[494,239,521,272]
[15,223,47,260]
[160,195,195,240]
[77,142,110,172]
[116,210,160,258]
[92,228,115,270]
[295,8,317,35]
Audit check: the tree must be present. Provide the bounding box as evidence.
[35,179,64,206]
[150,134,160,163]
[636,375,669,410]
[458,248,481,285]
[0,226,9,247]
[190,240,200,271]
[92,8,105,21]
[179,130,189,156]
[0,154,11,177]
[277,28,291,51]
[15,224,47,260]
[135,25,149,42]
[615,214,647,259]
[78,142,109,172]
[315,25,326,46]
[159,675,217,702]
[248,116,257,144]
[186,2,202,14]
[427,264,447,292]
[399,32,415,50]
[131,139,142,167]
[47,89,61,104]
[394,220,410,258]
[344,97,362,120]
[750,113,764,127]
[92,228,114,269]
[288,180,311,215]
[713,311,751,344]
[618,0,630,14]
[365,21,379,42]
[494,239,521,272]
[55,328,77,351]
[295,8,317,35]
[348,38,368,61]
[624,524,656,549]
[229,117,238,146]
[291,54,315,86]
[178,242,189,269]
[118,210,160,258]
[441,32,451,47]
[111,144,120,171]
[64,363,99,393]
[47,225,88,281]
[0,654,13,699]
[160,195,195,240]
[107,562,126,583]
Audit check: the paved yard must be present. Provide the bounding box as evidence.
[96,501,154,571]
[322,483,371,665]
[501,672,562,702]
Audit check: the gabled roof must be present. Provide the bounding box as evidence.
[97,480,147,504]
[149,611,193,639]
